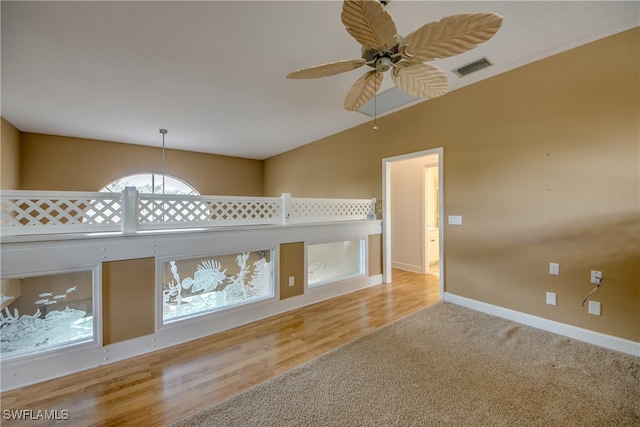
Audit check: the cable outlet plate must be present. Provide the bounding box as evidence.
[591,270,602,284]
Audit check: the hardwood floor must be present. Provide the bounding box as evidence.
[0,270,440,426]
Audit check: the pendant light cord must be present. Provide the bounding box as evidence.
[160,129,167,194]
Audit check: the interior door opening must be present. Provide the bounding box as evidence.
[382,148,443,298]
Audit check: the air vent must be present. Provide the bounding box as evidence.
[454,57,493,77]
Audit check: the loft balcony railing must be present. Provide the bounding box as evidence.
[0,188,377,237]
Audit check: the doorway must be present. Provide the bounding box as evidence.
[382,148,444,298]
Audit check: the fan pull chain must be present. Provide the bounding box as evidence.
[373,73,378,131]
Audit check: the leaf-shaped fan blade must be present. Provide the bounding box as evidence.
[344,70,383,111]
[391,62,448,100]
[287,59,366,79]
[341,0,397,50]
[401,13,503,62]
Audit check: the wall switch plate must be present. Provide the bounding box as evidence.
[448,215,462,225]
[588,301,601,316]
[549,262,560,275]
[288,276,295,287]
[591,270,602,284]
[546,292,557,306]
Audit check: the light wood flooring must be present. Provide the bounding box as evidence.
[0,270,440,426]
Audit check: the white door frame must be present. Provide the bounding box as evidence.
[382,148,444,298]
[423,163,439,274]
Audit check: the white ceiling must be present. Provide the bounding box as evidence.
[2,1,638,160]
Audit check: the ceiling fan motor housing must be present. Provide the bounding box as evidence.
[362,39,402,73]
[375,57,392,72]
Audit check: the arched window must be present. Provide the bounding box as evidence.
[101,173,199,195]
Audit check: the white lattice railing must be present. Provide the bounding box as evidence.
[289,197,376,224]
[0,191,123,235]
[137,194,284,230]
[1,189,376,237]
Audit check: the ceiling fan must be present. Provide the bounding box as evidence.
[287,0,503,111]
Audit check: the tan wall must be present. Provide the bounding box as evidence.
[368,234,382,277]
[279,242,305,300]
[19,133,263,195]
[102,258,155,345]
[1,118,21,189]
[264,29,640,342]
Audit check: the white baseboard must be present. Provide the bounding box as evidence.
[368,274,383,286]
[391,261,423,274]
[444,292,640,357]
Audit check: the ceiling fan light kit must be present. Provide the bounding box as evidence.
[287,0,503,112]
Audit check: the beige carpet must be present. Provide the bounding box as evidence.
[172,302,640,426]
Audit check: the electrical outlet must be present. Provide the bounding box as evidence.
[549,262,559,275]
[288,276,295,287]
[591,270,602,284]
[546,292,557,306]
[588,301,601,316]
